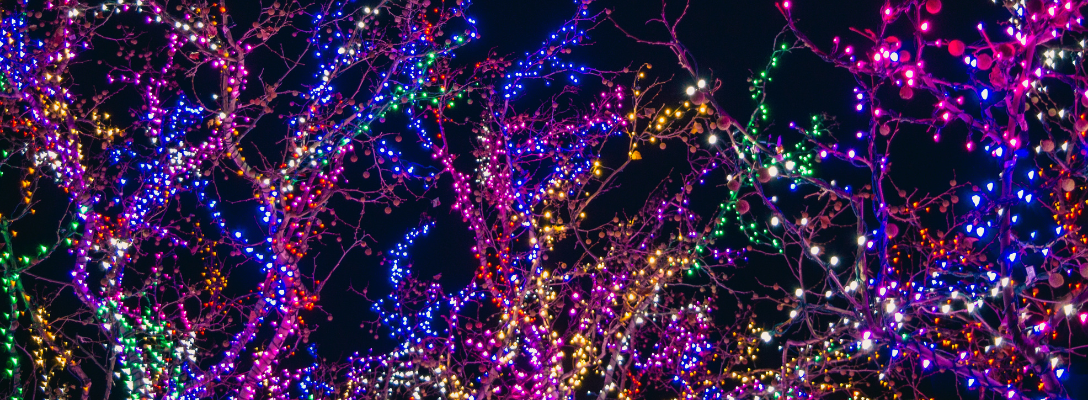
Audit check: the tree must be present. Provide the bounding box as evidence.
[0,0,1086,399]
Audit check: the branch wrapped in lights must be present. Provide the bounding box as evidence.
[1,0,1087,400]
[650,0,1088,399]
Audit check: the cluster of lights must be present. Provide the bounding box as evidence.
[1,1,1087,400]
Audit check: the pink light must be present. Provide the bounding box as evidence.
[921,21,930,31]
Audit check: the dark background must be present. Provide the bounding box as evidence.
[7,0,1086,398]
[307,0,1084,397]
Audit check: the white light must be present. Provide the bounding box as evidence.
[686,86,696,96]
[768,166,779,177]
[771,216,780,226]
[785,160,796,170]
[708,135,718,144]
[829,256,839,266]
[697,79,707,89]
[857,236,866,245]
[810,246,820,255]
[795,288,804,297]
[761,331,772,342]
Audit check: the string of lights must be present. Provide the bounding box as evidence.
[0,0,1086,399]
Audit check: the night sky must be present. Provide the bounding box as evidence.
[3,0,1088,399]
